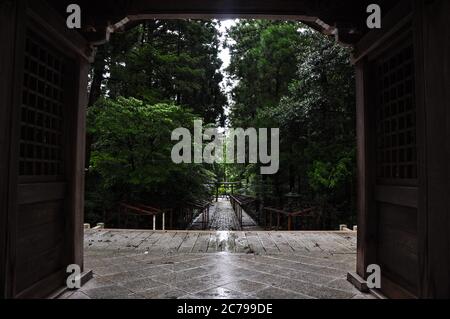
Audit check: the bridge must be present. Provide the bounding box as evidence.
[115,182,321,232]
[54,188,374,299]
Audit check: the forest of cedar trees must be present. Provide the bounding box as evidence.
[85,20,356,230]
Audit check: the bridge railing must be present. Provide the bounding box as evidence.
[229,194,257,229]
[119,203,169,230]
[186,200,211,230]
[263,206,316,231]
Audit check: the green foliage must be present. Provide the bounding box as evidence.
[86,19,357,229]
[226,21,357,227]
[226,21,302,126]
[85,97,214,223]
[308,154,353,192]
[105,20,227,125]
[85,20,228,225]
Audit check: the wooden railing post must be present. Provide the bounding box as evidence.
[118,206,122,228]
[239,206,242,229]
[153,215,156,231]
[203,208,206,230]
[264,209,268,230]
[269,212,273,230]
[261,206,315,231]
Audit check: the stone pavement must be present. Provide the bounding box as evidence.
[60,230,373,299]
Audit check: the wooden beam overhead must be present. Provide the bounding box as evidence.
[45,0,402,44]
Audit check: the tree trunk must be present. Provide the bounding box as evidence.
[85,46,107,169]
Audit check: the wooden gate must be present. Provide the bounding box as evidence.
[370,34,419,298]
[14,28,74,298]
[0,0,89,298]
[355,14,422,297]
[355,0,450,298]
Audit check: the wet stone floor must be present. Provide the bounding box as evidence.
[60,228,374,299]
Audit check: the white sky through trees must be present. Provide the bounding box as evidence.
[217,19,237,123]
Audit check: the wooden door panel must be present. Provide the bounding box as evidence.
[375,185,417,208]
[377,203,418,294]
[370,32,420,298]
[13,27,71,298]
[2,1,88,299]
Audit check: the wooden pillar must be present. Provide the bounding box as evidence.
[354,58,377,279]
[414,0,450,298]
[73,58,89,273]
[0,0,24,298]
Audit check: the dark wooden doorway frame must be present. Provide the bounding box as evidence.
[84,0,441,299]
[0,0,396,298]
[3,0,448,299]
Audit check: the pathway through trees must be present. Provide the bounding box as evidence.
[189,198,261,231]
